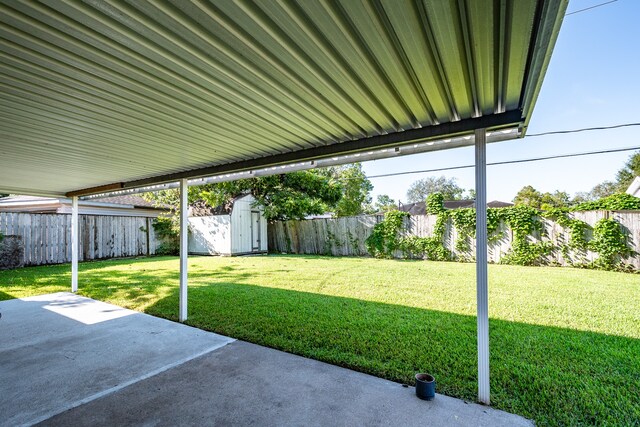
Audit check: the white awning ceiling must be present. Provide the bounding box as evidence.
[0,0,568,196]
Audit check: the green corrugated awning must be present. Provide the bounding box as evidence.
[0,0,568,196]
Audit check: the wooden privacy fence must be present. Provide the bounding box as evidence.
[268,211,640,270]
[0,213,160,267]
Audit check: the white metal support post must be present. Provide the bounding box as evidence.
[475,128,490,404]
[179,178,189,322]
[71,196,79,292]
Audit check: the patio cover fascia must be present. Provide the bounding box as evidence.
[0,0,569,406]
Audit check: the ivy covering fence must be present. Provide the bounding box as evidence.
[268,193,640,272]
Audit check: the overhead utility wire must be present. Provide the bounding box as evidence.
[565,0,618,16]
[347,121,640,180]
[526,122,640,137]
[363,146,640,180]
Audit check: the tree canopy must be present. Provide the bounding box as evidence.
[406,176,467,202]
[512,186,571,209]
[374,194,397,213]
[144,163,373,222]
[318,163,373,217]
[580,151,640,200]
[615,151,640,190]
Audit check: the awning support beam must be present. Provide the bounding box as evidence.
[475,128,490,404]
[65,111,522,197]
[71,196,79,293]
[179,178,188,322]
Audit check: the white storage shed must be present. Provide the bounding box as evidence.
[188,194,267,256]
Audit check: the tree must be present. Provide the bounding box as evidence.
[615,151,640,190]
[466,188,476,200]
[374,194,397,213]
[589,181,619,200]
[512,185,543,208]
[316,163,373,217]
[513,186,569,209]
[581,151,640,200]
[571,191,592,205]
[406,176,466,202]
[541,190,570,209]
[145,170,342,222]
[145,163,374,221]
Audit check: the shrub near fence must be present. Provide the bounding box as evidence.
[0,213,161,267]
[268,211,640,271]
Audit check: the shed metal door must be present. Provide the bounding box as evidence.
[251,211,260,251]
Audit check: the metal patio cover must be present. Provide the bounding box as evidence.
[0,0,567,197]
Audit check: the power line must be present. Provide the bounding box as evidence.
[363,146,640,180]
[526,122,640,137]
[565,0,618,16]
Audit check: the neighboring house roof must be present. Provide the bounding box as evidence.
[626,177,640,197]
[0,195,168,217]
[399,200,514,215]
[189,194,253,217]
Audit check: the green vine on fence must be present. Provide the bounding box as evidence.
[542,208,589,250]
[324,230,343,255]
[573,193,640,211]
[399,193,451,261]
[589,218,632,271]
[364,192,636,271]
[498,206,552,266]
[152,217,180,255]
[406,193,451,261]
[365,210,409,258]
[449,208,475,253]
[365,198,451,261]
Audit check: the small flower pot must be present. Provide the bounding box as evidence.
[415,373,436,401]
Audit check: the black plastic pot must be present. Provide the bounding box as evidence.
[415,373,436,400]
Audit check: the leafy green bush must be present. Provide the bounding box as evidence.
[365,210,409,258]
[573,193,640,211]
[152,217,179,256]
[589,218,632,271]
[425,192,446,215]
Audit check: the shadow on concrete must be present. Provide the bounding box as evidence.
[132,282,640,426]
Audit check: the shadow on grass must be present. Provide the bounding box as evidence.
[1,256,638,426]
[140,283,640,427]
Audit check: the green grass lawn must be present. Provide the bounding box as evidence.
[1,255,638,426]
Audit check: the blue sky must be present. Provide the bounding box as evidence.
[363,0,640,204]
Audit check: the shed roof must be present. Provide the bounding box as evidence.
[0,0,567,197]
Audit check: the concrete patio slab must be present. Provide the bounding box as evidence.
[0,293,233,427]
[1,293,533,426]
[41,340,533,427]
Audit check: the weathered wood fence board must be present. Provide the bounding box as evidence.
[0,213,160,266]
[268,211,640,270]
